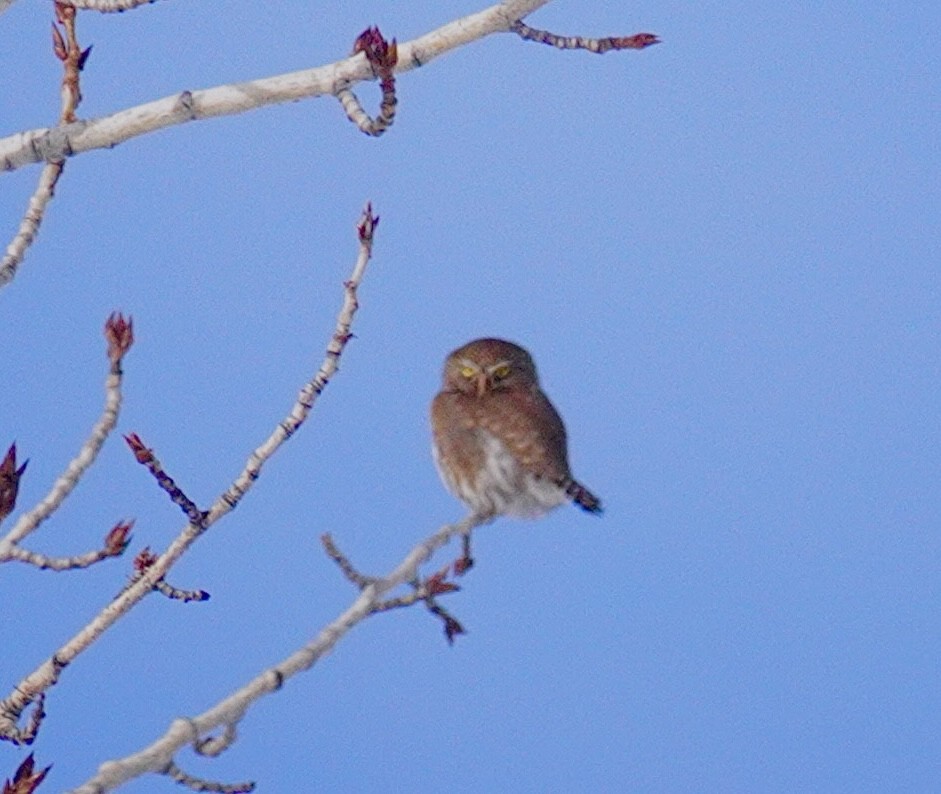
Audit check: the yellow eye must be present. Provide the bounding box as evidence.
[460,366,476,378]
[492,364,511,379]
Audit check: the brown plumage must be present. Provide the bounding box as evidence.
[431,338,602,519]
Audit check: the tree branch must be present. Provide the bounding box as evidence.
[68,514,487,793]
[0,314,132,556]
[0,161,64,288]
[510,20,660,53]
[0,1,553,172]
[0,204,379,746]
[336,27,398,137]
[69,0,166,11]
[2,1,91,287]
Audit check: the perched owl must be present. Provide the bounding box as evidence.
[431,338,602,522]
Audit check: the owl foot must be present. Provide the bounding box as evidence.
[453,555,474,576]
[453,532,475,576]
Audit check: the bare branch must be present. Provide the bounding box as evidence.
[153,581,210,603]
[320,533,375,589]
[0,1,556,172]
[2,0,91,288]
[322,535,464,641]
[118,547,209,602]
[0,205,378,746]
[0,161,64,288]
[510,20,661,53]
[69,514,487,793]
[371,564,466,643]
[123,433,207,528]
[69,0,165,11]
[337,27,398,137]
[0,315,130,554]
[161,761,254,794]
[0,1,658,288]
[193,723,237,758]
[1,0,164,15]
[4,520,132,571]
[214,203,378,518]
[52,1,92,123]
[0,2,96,287]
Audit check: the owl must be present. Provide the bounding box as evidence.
[431,338,602,526]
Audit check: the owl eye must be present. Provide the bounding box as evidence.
[459,366,477,378]
[492,364,511,379]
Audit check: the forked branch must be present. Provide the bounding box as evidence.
[0,205,379,747]
[68,514,488,793]
[0,314,133,568]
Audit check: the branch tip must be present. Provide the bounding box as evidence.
[3,752,51,794]
[78,45,94,71]
[51,22,67,61]
[511,21,660,54]
[123,432,151,464]
[353,26,398,70]
[133,546,157,571]
[443,614,466,645]
[104,520,134,556]
[357,204,379,242]
[425,564,460,596]
[163,760,255,794]
[105,312,134,365]
[0,443,29,523]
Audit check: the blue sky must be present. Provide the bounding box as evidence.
[2,2,940,791]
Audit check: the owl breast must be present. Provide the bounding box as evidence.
[433,429,567,518]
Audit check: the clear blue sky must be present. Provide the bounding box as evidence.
[3,2,940,791]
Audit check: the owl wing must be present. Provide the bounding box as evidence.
[485,387,573,484]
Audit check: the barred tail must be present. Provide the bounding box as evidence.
[563,478,603,515]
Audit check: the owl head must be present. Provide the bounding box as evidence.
[442,338,539,397]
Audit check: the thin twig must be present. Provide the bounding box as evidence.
[68,514,487,793]
[154,581,210,602]
[336,27,398,137]
[119,547,209,602]
[162,761,254,794]
[215,204,378,517]
[53,1,92,123]
[194,723,237,758]
[69,0,163,11]
[510,20,660,53]
[323,536,465,642]
[124,433,207,527]
[4,520,132,571]
[0,1,559,173]
[321,533,375,588]
[0,206,379,746]
[0,2,94,287]
[0,314,132,556]
[0,162,64,288]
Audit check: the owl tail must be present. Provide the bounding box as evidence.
[563,479,603,515]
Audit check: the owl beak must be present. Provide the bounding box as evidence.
[475,372,488,398]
